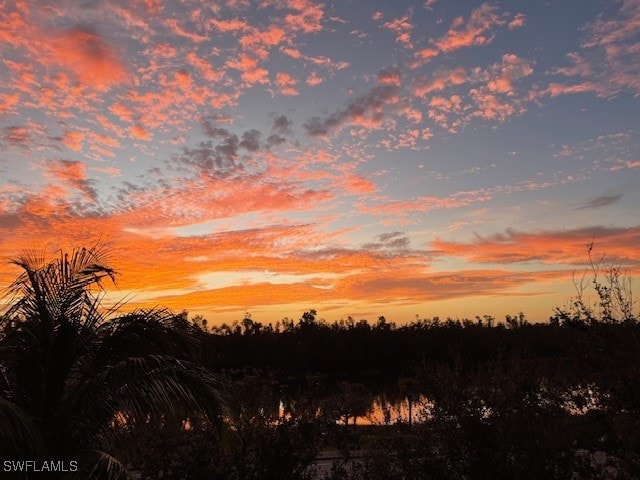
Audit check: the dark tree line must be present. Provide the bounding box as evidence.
[126,310,640,480]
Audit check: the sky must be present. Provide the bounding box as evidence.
[1,0,639,324]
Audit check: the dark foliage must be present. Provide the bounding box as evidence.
[0,247,229,479]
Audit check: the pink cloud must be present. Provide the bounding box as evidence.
[47,27,128,90]
[187,52,223,82]
[377,66,402,86]
[0,1,31,49]
[258,25,287,46]
[508,13,526,29]
[131,124,151,140]
[238,25,287,59]
[44,159,96,200]
[226,54,270,85]
[280,46,303,59]
[414,47,438,62]
[306,71,323,86]
[336,268,562,304]
[391,129,423,150]
[209,91,241,108]
[341,174,377,194]
[427,94,464,132]
[61,131,85,151]
[543,82,600,97]
[92,166,122,177]
[94,114,126,138]
[150,43,177,59]
[413,3,522,65]
[301,54,349,72]
[382,14,414,49]
[275,72,299,96]
[548,1,640,97]
[87,131,121,150]
[432,226,640,266]
[163,18,208,43]
[359,191,491,218]
[303,85,399,137]
[284,0,325,33]
[400,106,423,123]
[1,121,50,151]
[436,3,505,52]
[412,54,532,128]
[3,60,39,93]
[0,93,20,114]
[412,67,467,98]
[486,54,532,95]
[109,103,135,123]
[136,0,163,14]
[209,17,249,33]
[469,89,517,121]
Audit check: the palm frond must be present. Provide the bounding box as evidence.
[3,245,116,326]
[1,245,232,471]
[69,449,130,480]
[58,355,230,446]
[0,396,46,457]
[93,309,204,365]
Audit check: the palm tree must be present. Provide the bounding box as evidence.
[0,245,229,479]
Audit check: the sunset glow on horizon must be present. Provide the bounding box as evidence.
[1,0,639,324]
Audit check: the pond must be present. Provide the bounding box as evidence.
[279,395,433,425]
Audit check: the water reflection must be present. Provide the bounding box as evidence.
[279,395,433,426]
[358,395,433,425]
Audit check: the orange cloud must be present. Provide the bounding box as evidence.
[306,71,323,86]
[435,3,505,52]
[335,268,565,304]
[187,52,223,82]
[382,14,414,49]
[377,66,402,86]
[432,226,640,266]
[238,25,287,60]
[61,131,85,151]
[412,4,523,66]
[284,0,325,34]
[543,82,600,98]
[131,124,151,140]
[280,46,302,58]
[43,159,96,200]
[226,54,269,85]
[47,27,127,90]
[469,89,516,121]
[303,85,399,137]
[210,17,249,33]
[359,191,490,219]
[508,13,527,29]
[412,67,467,98]
[0,1,31,48]
[487,54,533,95]
[341,174,377,195]
[275,72,299,95]
[163,18,208,43]
[109,103,135,123]
[546,1,640,98]
[0,93,20,114]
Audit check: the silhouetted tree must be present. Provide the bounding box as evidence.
[0,246,229,479]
